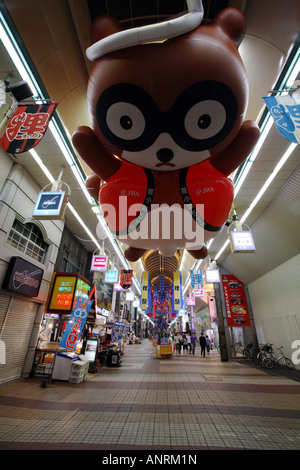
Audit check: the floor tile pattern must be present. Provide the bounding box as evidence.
[0,340,300,450]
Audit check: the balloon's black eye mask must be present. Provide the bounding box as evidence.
[96,81,238,152]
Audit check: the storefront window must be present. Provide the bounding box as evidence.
[7,219,48,263]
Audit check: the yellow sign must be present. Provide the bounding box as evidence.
[140,271,149,311]
[48,275,77,311]
[173,271,182,311]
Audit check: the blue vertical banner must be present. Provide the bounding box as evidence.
[190,269,203,290]
[263,94,300,143]
[147,274,152,314]
[60,297,92,350]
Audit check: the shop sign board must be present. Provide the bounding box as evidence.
[119,269,133,289]
[205,269,220,283]
[0,102,57,154]
[46,273,90,313]
[229,230,256,253]
[190,269,203,290]
[32,191,67,220]
[140,271,149,311]
[60,297,92,350]
[91,255,108,272]
[2,256,43,297]
[105,269,118,283]
[113,282,124,291]
[186,296,195,306]
[263,94,300,143]
[194,288,204,297]
[221,274,250,327]
[126,291,134,301]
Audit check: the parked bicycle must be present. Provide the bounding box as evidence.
[262,346,294,370]
[243,342,255,360]
[254,343,273,365]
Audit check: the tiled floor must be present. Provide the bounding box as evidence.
[0,339,300,451]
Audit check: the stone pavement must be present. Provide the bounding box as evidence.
[0,339,299,451]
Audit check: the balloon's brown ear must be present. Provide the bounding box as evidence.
[91,16,123,44]
[212,7,246,47]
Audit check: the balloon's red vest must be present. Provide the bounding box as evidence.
[99,159,234,236]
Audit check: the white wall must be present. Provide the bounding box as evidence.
[248,254,300,369]
[0,150,65,303]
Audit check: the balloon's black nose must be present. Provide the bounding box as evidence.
[156,148,174,163]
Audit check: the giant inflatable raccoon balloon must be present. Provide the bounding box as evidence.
[72,1,260,261]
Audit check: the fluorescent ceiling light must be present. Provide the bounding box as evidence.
[214,142,297,261]
[234,117,274,197]
[29,148,54,184]
[67,203,101,249]
[240,142,297,224]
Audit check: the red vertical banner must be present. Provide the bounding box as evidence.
[221,274,250,327]
[0,102,57,154]
[119,269,132,289]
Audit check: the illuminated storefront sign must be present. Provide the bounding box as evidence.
[194,288,204,297]
[46,273,90,313]
[32,191,67,220]
[91,255,108,271]
[205,269,220,283]
[229,230,256,253]
[126,291,134,301]
[186,297,195,306]
[113,282,124,291]
[105,270,118,283]
[2,256,43,297]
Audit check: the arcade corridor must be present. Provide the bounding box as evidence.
[0,339,300,451]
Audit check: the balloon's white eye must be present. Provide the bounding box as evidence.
[106,102,146,140]
[184,100,226,140]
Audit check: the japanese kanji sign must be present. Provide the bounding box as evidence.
[221,274,250,327]
[119,269,132,289]
[0,102,57,153]
[190,269,203,290]
[140,271,149,311]
[172,271,183,313]
[60,297,92,350]
[263,94,300,143]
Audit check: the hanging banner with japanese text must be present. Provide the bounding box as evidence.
[221,274,250,327]
[119,269,132,289]
[140,271,149,311]
[190,269,203,291]
[173,271,183,313]
[263,94,300,143]
[0,102,57,153]
[60,297,92,350]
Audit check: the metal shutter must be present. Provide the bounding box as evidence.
[0,294,38,384]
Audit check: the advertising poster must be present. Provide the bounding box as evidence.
[222,275,250,327]
[112,321,124,342]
